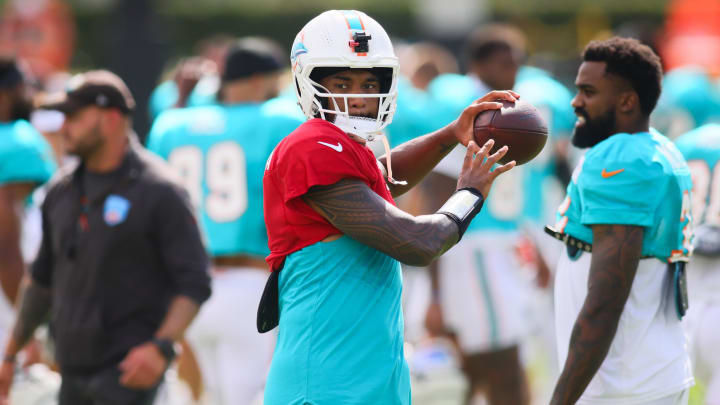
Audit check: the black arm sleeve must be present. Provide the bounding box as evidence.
[153,183,211,305]
[31,198,54,288]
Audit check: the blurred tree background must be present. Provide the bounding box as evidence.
[0,0,682,136]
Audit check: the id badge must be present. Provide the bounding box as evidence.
[672,262,689,319]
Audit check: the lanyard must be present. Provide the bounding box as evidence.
[66,163,134,259]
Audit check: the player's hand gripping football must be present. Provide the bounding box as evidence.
[449,90,520,146]
[457,139,515,199]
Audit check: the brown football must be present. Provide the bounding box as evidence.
[473,99,548,165]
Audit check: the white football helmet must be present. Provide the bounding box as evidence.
[291,10,399,141]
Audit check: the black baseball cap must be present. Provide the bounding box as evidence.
[222,37,285,82]
[42,70,136,115]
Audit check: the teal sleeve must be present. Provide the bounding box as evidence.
[146,111,179,159]
[0,139,55,186]
[261,98,305,150]
[578,153,663,227]
[149,81,178,120]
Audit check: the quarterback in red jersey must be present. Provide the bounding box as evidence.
[260,10,517,405]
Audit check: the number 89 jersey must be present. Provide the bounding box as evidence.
[553,130,693,262]
[147,99,304,257]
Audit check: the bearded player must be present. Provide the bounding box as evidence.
[547,37,694,405]
[675,123,720,405]
[260,10,517,405]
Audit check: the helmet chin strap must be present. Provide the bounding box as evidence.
[380,133,407,186]
[332,115,381,141]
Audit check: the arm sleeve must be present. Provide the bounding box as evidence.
[30,198,55,288]
[275,133,372,202]
[578,154,664,227]
[152,183,211,305]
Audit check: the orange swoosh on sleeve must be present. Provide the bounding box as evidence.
[601,168,625,178]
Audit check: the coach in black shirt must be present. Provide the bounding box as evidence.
[0,70,211,405]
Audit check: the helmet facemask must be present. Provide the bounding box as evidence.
[297,66,397,142]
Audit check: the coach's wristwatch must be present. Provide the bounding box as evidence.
[151,338,177,362]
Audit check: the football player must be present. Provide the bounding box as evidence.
[146,38,303,405]
[0,58,55,349]
[260,9,517,405]
[675,123,720,405]
[548,37,694,405]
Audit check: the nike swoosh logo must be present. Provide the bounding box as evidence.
[318,141,343,152]
[601,168,625,178]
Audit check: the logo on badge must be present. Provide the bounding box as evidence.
[104,195,131,226]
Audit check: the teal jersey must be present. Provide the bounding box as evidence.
[554,131,693,262]
[675,123,720,227]
[386,77,440,147]
[148,78,219,120]
[0,120,56,187]
[264,236,411,405]
[146,99,304,257]
[652,67,720,139]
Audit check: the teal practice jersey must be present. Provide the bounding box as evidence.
[386,77,449,147]
[675,123,720,227]
[265,236,410,405]
[652,67,720,139]
[554,131,693,262]
[147,98,304,257]
[0,120,56,188]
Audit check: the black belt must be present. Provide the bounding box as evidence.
[544,225,592,256]
[545,225,654,260]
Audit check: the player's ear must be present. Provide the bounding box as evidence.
[618,90,638,114]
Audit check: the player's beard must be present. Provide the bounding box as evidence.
[571,107,616,149]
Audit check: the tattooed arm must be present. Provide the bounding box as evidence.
[379,90,519,197]
[550,224,643,405]
[304,138,513,266]
[304,178,458,266]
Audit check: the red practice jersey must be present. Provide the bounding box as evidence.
[263,118,395,271]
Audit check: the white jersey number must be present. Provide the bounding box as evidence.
[168,142,248,222]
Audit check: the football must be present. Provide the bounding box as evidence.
[473,99,548,165]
